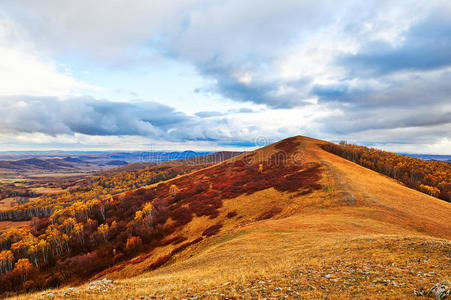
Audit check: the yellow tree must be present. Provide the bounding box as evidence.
[142,202,154,226]
[169,184,178,197]
[0,250,14,273]
[73,222,84,246]
[46,225,69,256]
[37,239,50,265]
[97,223,109,243]
[14,258,34,281]
[27,243,39,267]
[61,217,76,234]
[134,210,144,223]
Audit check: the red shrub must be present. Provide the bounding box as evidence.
[148,255,171,270]
[170,237,203,255]
[130,252,152,265]
[275,137,299,153]
[256,207,282,220]
[159,235,187,246]
[202,224,223,237]
[169,206,192,226]
[226,211,238,218]
[188,193,222,218]
[292,189,313,197]
[135,188,146,195]
[56,251,110,279]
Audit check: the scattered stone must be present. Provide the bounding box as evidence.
[414,288,425,296]
[427,281,450,300]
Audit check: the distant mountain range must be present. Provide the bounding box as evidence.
[0,151,213,174]
[402,153,451,163]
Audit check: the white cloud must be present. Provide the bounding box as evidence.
[0,16,92,96]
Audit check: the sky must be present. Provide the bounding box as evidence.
[0,0,450,153]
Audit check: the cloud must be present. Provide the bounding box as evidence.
[0,96,188,137]
[0,96,287,145]
[1,1,451,153]
[0,16,92,96]
[195,111,224,118]
[195,107,256,118]
[340,10,451,76]
[0,0,200,63]
[312,68,451,149]
[1,0,338,106]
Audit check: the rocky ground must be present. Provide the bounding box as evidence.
[38,238,450,299]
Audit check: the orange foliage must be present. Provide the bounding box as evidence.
[125,236,142,255]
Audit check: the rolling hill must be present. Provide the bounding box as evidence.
[6,136,451,299]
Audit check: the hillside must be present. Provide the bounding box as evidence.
[5,136,451,299]
[0,158,81,172]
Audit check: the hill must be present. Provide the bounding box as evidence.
[4,136,451,299]
[0,158,76,172]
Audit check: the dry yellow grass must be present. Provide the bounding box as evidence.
[9,136,451,299]
[0,220,31,232]
[0,197,18,211]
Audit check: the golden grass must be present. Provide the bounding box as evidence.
[0,197,18,211]
[13,223,450,299]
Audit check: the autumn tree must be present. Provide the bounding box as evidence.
[14,258,34,281]
[125,236,142,255]
[97,223,109,243]
[0,250,14,274]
